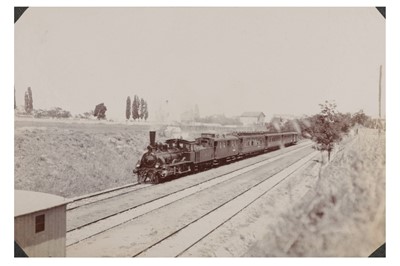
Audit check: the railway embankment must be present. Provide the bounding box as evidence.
[245,128,385,256]
[14,120,151,197]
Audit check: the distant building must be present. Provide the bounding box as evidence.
[14,190,70,257]
[239,112,266,126]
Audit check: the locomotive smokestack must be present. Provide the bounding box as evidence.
[149,131,156,146]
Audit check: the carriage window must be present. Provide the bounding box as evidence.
[227,140,231,146]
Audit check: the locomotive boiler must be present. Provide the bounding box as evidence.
[133,131,194,183]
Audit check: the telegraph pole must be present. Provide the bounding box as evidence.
[379,65,382,119]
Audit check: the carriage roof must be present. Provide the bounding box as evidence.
[266,132,298,137]
[197,135,239,142]
[165,138,195,145]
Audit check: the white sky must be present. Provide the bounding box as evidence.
[14,7,385,121]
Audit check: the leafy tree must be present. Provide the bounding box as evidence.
[94,103,107,120]
[75,110,94,119]
[34,107,71,118]
[84,110,94,118]
[311,101,344,162]
[337,112,352,134]
[352,110,369,127]
[140,98,145,120]
[132,95,140,120]
[126,96,131,120]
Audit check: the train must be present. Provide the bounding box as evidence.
[133,130,298,184]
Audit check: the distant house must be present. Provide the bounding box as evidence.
[239,112,266,126]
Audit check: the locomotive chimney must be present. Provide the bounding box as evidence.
[149,131,156,146]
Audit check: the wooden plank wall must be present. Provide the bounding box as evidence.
[15,205,66,257]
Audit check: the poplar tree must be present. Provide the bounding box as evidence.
[126,96,131,120]
[144,100,149,121]
[24,91,29,114]
[132,95,140,120]
[27,87,33,112]
[140,98,145,120]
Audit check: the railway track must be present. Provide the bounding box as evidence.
[66,142,315,251]
[136,150,318,257]
[67,141,311,212]
[67,182,151,211]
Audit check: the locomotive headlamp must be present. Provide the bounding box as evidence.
[155,162,160,168]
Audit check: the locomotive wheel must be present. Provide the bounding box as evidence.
[151,173,160,184]
[137,174,145,184]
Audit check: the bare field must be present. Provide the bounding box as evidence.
[14,119,152,198]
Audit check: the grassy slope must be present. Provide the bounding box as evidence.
[14,120,151,198]
[247,128,385,256]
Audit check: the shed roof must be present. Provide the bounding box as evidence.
[240,112,265,117]
[15,190,70,217]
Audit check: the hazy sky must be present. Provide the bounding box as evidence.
[14,7,385,121]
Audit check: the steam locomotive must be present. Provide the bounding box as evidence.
[133,130,298,184]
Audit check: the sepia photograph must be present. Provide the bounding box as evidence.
[11,4,387,259]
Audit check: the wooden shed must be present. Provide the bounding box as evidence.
[14,190,69,257]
